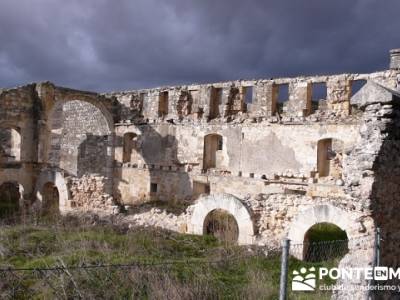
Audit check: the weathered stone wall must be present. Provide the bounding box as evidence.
[1,52,400,299]
[0,84,41,205]
[345,82,400,269]
[113,122,359,205]
[107,69,398,123]
[48,100,111,177]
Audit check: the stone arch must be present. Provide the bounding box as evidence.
[287,204,355,259]
[48,94,114,132]
[203,133,223,171]
[36,170,69,212]
[39,87,116,165]
[46,99,113,180]
[188,193,254,244]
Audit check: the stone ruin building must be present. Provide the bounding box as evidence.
[1,48,400,292]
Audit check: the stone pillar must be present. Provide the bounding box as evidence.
[393,49,400,90]
[286,82,311,117]
[326,77,351,115]
[252,82,275,117]
[390,49,400,70]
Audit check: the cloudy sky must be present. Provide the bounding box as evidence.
[0,0,399,92]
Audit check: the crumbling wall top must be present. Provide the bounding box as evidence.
[390,48,400,70]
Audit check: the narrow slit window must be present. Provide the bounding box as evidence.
[217,138,223,150]
[209,88,222,120]
[158,91,169,117]
[311,82,327,112]
[244,86,253,104]
[276,83,289,114]
[150,183,158,193]
[140,92,146,102]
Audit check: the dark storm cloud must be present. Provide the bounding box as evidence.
[0,0,399,92]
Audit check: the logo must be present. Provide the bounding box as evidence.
[291,266,400,293]
[374,267,388,281]
[292,267,316,291]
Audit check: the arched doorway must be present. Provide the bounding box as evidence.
[189,193,254,244]
[303,222,348,262]
[203,209,239,243]
[203,134,223,171]
[0,182,21,218]
[41,182,60,215]
[288,204,356,260]
[36,171,70,212]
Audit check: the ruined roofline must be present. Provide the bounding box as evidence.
[351,80,400,109]
[6,67,391,96]
[109,48,399,94]
[373,81,400,97]
[103,68,397,96]
[0,81,100,98]
[0,82,37,94]
[1,48,399,95]
[35,81,100,97]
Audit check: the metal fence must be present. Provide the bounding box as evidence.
[0,256,251,299]
[0,225,382,300]
[279,229,380,300]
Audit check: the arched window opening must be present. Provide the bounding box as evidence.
[203,134,223,171]
[0,182,20,218]
[203,209,239,243]
[42,182,60,215]
[123,132,138,163]
[0,127,21,163]
[317,138,344,179]
[303,222,348,262]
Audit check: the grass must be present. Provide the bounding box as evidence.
[0,218,339,299]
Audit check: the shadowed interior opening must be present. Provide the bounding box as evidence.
[203,134,223,171]
[42,182,60,215]
[303,222,348,262]
[0,182,20,218]
[203,209,239,243]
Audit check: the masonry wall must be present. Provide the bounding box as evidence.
[0,85,40,203]
[0,56,399,274]
[108,70,398,122]
[114,122,359,204]
[48,100,111,177]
